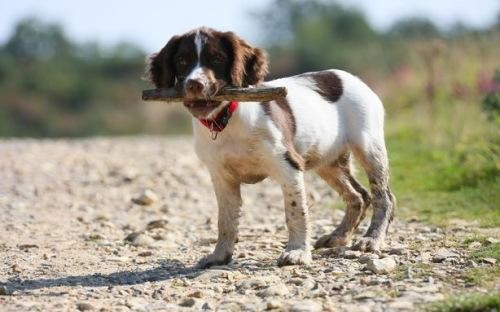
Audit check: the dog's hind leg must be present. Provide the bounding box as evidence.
[314,152,371,249]
[351,142,396,252]
[196,174,242,269]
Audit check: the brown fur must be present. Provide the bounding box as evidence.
[303,71,344,102]
[148,28,269,92]
[220,31,269,87]
[314,152,371,248]
[261,98,304,171]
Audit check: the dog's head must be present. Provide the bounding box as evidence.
[146,27,269,118]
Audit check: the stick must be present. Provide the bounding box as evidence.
[142,86,287,103]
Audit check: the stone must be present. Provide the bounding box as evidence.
[201,302,213,310]
[468,241,482,250]
[359,253,379,264]
[289,300,322,312]
[188,290,203,298]
[237,278,270,293]
[343,250,362,259]
[132,189,158,206]
[137,251,153,257]
[76,302,95,311]
[0,286,11,296]
[146,219,168,230]
[485,237,498,245]
[366,256,397,274]
[125,298,147,311]
[179,298,197,307]
[482,258,497,265]
[266,300,282,310]
[257,284,289,297]
[432,248,458,263]
[124,232,154,247]
[389,246,408,255]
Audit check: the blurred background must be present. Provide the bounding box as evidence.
[0,0,499,224]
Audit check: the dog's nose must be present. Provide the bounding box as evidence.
[185,79,204,95]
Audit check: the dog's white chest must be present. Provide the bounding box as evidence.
[194,126,268,183]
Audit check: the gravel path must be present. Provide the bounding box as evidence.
[0,137,498,311]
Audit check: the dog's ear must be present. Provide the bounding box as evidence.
[221,32,269,87]
[145,35,181,88]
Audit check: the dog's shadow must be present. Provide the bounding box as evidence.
[1,259,204,293]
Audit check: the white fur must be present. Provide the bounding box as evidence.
[194,70,385,176]
[193,69,389,268]
[186,31,210,92]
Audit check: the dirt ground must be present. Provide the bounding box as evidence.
[0,137,498,311]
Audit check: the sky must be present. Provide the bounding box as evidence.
[0,0,498,52]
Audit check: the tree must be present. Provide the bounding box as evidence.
[388,17,439,39]
[4,17,72,61]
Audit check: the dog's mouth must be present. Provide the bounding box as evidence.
[183,100,222,118]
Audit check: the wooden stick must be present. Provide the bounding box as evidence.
[142,86,287,103]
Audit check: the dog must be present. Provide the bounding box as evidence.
[146,27,396,268]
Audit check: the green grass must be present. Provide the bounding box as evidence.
[469,243,500,262]
[464,267,499,287]
[384,106,500,227]
[428,293,500,312]
[392,262,432,281]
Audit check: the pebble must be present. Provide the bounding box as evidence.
[258,284,289,297]
[289,300,322,312]
[179,298,197,307]
[366,256,397,274]
[137,251,153,257]
[146,219,168,230]
[188,290,203,298]
[132,189,158,205]
[359,253,379,264]
[485,237,498,245]
[237,278,270,292]
[0,286,11,296]
[389,246,408,255]
[482,258,497,265]
[266,300,282,310]
[124,232,154,247]
[432,248,459,263]
[125,298,147,311]
[76,302,95,311]
[202,302,213,310]
[468,241,482,249]
[343,250,362,259]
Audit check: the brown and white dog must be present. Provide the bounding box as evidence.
[146,27,395,268]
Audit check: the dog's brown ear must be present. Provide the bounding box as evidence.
[221,32,269,87]
[146,35,181,88]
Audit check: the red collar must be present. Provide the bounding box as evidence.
[198,101,239,139]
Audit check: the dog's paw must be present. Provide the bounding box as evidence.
[195,253,232,269]
[314,233,349,249]
[277,249,312,267]
[352,236,382,253]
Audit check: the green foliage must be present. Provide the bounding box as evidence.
[253,0,397,77]
[481,69,500,121]
[0,17,151,137]
[428,293,500,312]
[388,17,440,39]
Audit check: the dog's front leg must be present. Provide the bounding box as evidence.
[196,174,241,269]
[276,167,312,267]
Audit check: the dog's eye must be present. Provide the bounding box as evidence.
[178,58,188,67]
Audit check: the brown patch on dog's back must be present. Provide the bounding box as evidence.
[302,71,343,103]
